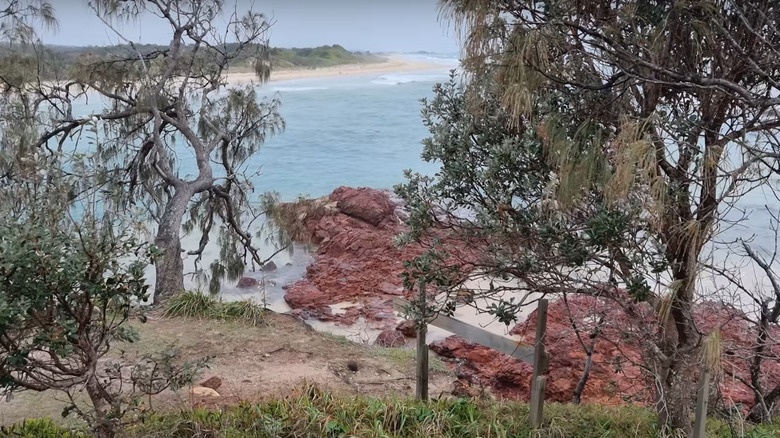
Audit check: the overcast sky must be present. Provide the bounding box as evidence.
[38,0,459,53]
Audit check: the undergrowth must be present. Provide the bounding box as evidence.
[163,291,264,325]
[6,384,779,438]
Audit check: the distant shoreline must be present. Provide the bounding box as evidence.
[225,56,452,85]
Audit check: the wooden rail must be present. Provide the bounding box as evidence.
[392,297,535,363]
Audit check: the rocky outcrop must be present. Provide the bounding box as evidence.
[191,386,220,397]
[282,187,425,330]
[261,261,278,272]
[334,187,396,227]
[433,295,780,409]
[199,376,223,392]
[431,295,649,405]
[277,186,780,411]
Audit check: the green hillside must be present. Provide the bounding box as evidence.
[1,43,385,81]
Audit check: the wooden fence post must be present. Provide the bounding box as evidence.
[692,367,711,438]
[529,298,549,429]
[415,282,429,401]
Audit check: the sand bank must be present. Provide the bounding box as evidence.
[225,56,450,85]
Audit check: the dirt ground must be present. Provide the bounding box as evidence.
[0,313,455,427]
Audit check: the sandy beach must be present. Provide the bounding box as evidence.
[225,56,450,85]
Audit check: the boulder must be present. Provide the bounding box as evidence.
[332,186,395,226]
[190,386,220,397]
[261,261,278,272]
[395,319,417,338]
[237,277,259,288]
[374,330,406,348]
[199,376,222,391]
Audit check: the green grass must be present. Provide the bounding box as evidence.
[4,385,780,437]
[373,347,451,375]
[163,291,264,325]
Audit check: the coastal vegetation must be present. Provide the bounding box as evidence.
[3,0,780,437]
[398,0,780,435]
[4,43,384,81]
[4,385,780,438]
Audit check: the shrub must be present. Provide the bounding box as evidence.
[163,291,265,325]
[0,418,89,438]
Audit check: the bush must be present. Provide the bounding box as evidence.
[0,418,89,438]
[163,291,265,325]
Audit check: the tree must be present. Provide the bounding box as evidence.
[0,4,204,435]
[8,0,284,303]
[0,0,55,43]
[707,207,780,423]
[0,204,203,438]
[400,0,780,433]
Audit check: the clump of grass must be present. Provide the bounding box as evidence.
[163,291,265,325]
[220,299,265,326]
[162,291,219,319]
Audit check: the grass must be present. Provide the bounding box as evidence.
[163,291,264,325]
[6,384,780,438]
[373,347,451,375]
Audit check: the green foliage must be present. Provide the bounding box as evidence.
[0,418,88,438]
[163,291,265,325]
[116,385,780,438]
[8,386,780,437]
[270,45,384,69]
[0,214,150,393]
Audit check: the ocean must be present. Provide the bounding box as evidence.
[174,56,457,201]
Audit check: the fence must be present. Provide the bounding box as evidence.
[394,296,711,437]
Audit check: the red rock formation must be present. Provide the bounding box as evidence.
[283,187,425,330]
[237,277,260,288]
[431,295,649,405]
[280,186,780,412]
[433,295,780,410]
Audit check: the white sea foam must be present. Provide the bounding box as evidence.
[371,73,450,86]
[272,86,330,92]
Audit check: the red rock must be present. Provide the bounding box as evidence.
[332,186,395,226]
[261,261,278,272]
[199,376,223,391]
[237,277,259,288]
[281,187,474,331]
[396,319,417,338]
[374,330,406,347]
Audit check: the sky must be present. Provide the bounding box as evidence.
[38,0,460,53]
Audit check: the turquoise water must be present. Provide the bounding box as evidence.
[175,66,454,201]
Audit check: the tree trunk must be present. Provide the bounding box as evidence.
[153,188,191,304]
[85,375,115,438]
[572,350,593,404]
[655,357,695,436]
[746,301,774,423]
